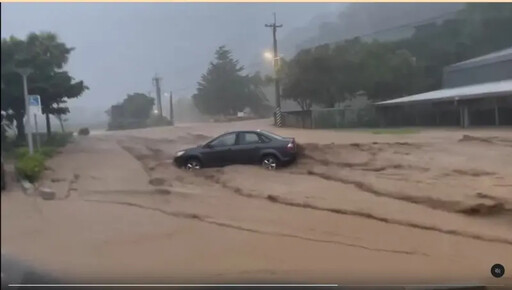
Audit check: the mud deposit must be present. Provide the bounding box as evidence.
[2,121,512,285]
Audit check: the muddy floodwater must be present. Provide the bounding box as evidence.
[2,119,512,285]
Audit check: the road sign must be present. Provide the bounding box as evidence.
[28,95,41,115]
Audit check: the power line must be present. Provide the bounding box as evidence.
[171,8,462,97]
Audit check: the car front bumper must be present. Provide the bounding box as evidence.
[173,156,187,168]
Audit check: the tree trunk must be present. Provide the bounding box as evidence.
[15,113,25,143]
[45,113,52,138]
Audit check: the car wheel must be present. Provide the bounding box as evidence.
[261,155,278,170]
[185,158,202,171]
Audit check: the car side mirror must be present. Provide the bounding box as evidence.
[203,143,213,149]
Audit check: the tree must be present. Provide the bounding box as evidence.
[1,36,29,141]
[24,32,87,137]
[121,93,155,120]
[279,3,512,109]
[1,32,87,140]
[192,45,271,117]
[106,93,156,131]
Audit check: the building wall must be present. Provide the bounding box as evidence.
[376,95,512,127]
[443,60,512,88]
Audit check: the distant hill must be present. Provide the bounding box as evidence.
[278,3,464,56]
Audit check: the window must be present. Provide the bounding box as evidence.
[239,133,261,145]
[210,133,236,147]
[260,130,285,140]
[259,134,272,143]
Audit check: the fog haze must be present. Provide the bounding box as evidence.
[1,3,342,122]
[1,3,462,128]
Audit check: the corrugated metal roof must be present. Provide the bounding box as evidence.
[446,47,512,71]
[375,80,512,106]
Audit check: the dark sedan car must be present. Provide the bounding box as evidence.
[174,130,297,170]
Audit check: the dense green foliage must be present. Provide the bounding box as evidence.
[15,153,46,183]
[192,46,273,117]
[39,147,58,158]
[281,3,512,109]
[107,93,156,130]
[1,32,87,140]
[15,146,57,161]
[121,93,155,120]
[12,136,68,182]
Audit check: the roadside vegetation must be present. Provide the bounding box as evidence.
[1,31,85,184]
[3,130,73,183]
[106,93,173,131]
[278,4,512,112]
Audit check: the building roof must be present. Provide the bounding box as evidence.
[375,80,512,106]
[445,47,512,72]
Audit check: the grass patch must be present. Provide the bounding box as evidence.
[370,128,420,135]
[44,132,74,147]
[15,153,46,183]
[7,131,72,183]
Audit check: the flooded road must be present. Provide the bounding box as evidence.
[2,119,512,285]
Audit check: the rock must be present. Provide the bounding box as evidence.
[51,177,66,183]
[149,177,166,186]
[20,179,35,195]
[39,188,56,200]
[154,188,171,195]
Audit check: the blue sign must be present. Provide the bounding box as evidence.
[28,95,41,114]
[29,95,40,106]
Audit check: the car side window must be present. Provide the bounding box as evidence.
[210,133,236,147]
[239,133,261,145]
[258,134,271,143]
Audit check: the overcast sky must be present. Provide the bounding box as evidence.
[1,3,342,113]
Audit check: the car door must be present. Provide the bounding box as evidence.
[231,132,264,164]
[201,133,237,167]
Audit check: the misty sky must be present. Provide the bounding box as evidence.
[1,3,343,112]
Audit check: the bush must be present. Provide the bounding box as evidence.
[39,147,57,158]
[44,132,73,148]
[78,127,90,136]
[14,146,57,160]
[15,147,30,160]
[15,153,46,183]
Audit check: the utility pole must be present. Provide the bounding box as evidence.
[265,13,283,127]
[169,91,174,126]
[152,75,163,118]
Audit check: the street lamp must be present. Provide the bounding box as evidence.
[14,67,34,155]
[263,51,284,127]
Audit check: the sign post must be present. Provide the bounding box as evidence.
[28,95,42,151]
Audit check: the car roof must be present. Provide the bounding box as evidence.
[222,130,261,134]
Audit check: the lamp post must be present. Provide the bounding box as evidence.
[15,68,34,155]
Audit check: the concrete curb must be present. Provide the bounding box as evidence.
[18,175,36,196]
[16,173,56,200]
